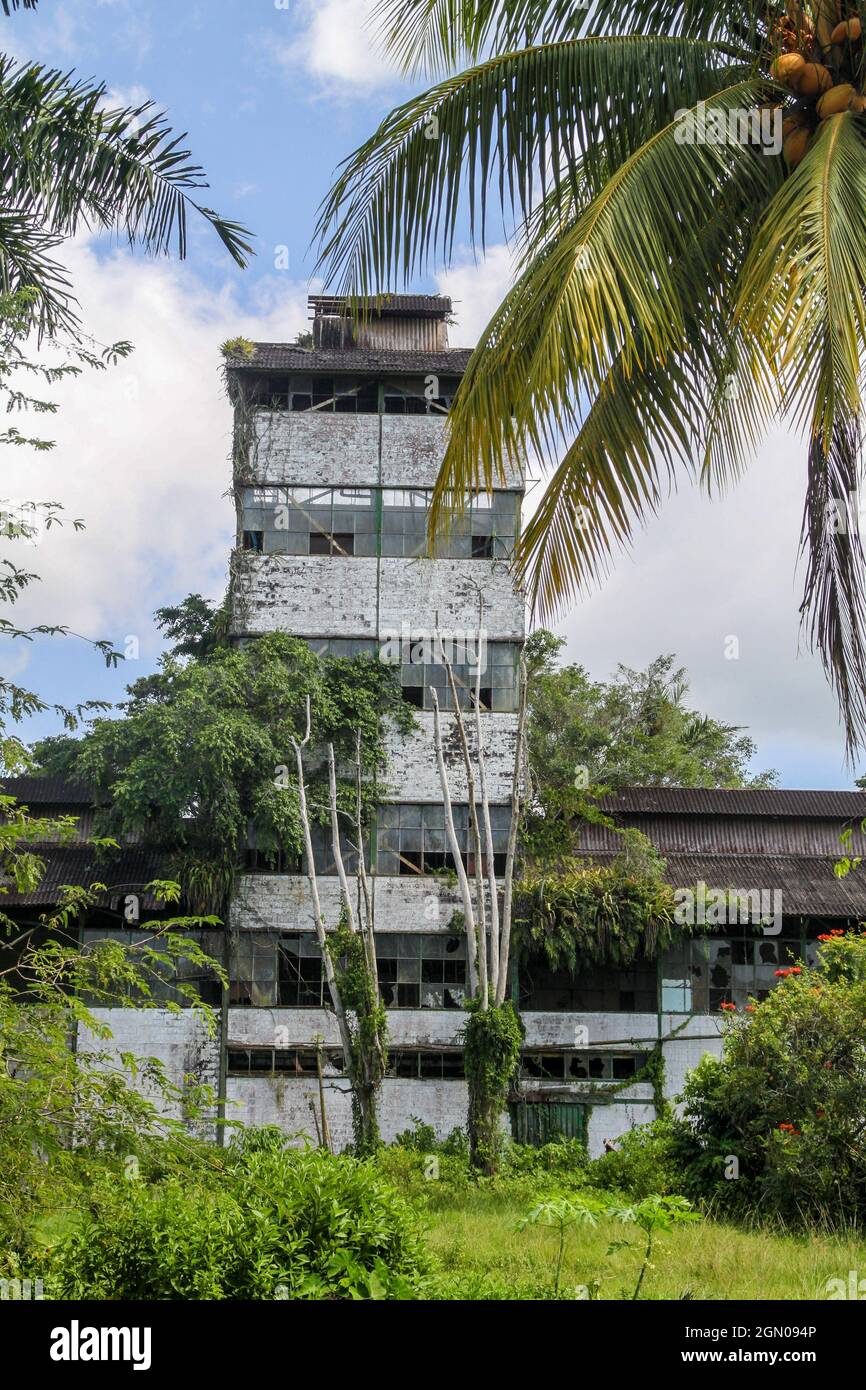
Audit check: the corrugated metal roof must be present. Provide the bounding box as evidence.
[600,787,866,818]
[309,294,453,318]
[580,851,866,917]
[577,813,866,857]
[1,776,93,805]
[0,846,169,906]
[227,345,473,374]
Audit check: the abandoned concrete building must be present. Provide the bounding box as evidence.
[6,296,866,1157]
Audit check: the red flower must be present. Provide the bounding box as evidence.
[719,1001,736,1011]
[791,967,802,975]
[778,1123,801,1135]
[745,1005,755,1013]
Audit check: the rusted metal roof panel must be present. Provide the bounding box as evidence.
[1,776,93,804]
[1,847,170,907]
[228,345,473,375]
[600,787,866,818]
[581,851,866,917]
[576,813,866,857]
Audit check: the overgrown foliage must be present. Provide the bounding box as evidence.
[0,879,224,1256]
[523,631,776,861]
[34,626,414,913]
[514,832,679,970]
[672,930,866,1226]
[48,1135,428,1300]
[462,1000,523,1175]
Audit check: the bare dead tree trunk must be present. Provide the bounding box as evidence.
[326,739,386,1154]
[436,622,488,1009]
[430,687,479,997]
[290,699,355,1079]
[496,650,529,1004]
[473,596,501,1001]
[315,1036,331,1152]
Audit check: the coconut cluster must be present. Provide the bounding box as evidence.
[769,13,865,166]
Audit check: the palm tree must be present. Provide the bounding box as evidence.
[0,4,251,333]
[316,2,866,753]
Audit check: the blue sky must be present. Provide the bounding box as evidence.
[1,0,860,788]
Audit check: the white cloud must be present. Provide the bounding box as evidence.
[271,0,404,95]
[1,239,309,668]
[436,245,517,347]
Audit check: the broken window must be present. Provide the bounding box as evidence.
[660,932,807,1013]
[380,488,518,560]
[519,959,658,1013]
[387,1049,465,1078]
[227,1046,345,1075]
[376,802,511,876]
[230,933,328,1008]
[239,486,376,558]
[521,1051,649,1082]
[376,932,466,1008]
[398,639,519,712]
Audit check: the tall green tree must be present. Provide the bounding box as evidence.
[524,630,776,859]
[316,1,866,752]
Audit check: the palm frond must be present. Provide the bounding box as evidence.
[737,111,866,451]
[0,60,253,330]
[428,80,774,531]
[800,415,866,757]
[315,34,741,295]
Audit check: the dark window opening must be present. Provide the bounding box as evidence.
[401,685,424,709]
[243,530,264,552]
[471,534,494,559]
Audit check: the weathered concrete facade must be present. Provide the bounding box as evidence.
[53,300,866,1161]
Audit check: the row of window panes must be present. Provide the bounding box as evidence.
[376,803,511,876]
[240,486,518,560]
[225,1047,645,1081]
[247,375,462,414]
[521,1051,648,1082]
[659,936,812,1013]
[227,1046,466,1078]
[230,932,466,1009]
[79,929,224,1008]
[521,934,820,1014]
[308,637,520,712]
[244,804,513,879]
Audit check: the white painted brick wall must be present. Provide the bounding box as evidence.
[384,711,517,803]
[232,554,525,639]
[226,1076,468,1149]
[232,874,470,934]
[250,411,524,492]
[79,1009,220,1138]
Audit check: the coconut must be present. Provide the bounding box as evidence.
[852,94,866,113]
[782,113,809,138]
[796,63,833,96]
[771,52,806,85]
[783,127,811,166]
[817,83,856,117]
[831,17,862,44]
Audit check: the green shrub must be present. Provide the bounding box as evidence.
[673,932,866,1227]
[48,1147,428,1300]
[587,1120,685,1199]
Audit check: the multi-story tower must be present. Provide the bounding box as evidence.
[224,295,525,1146]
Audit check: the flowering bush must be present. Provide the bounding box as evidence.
[673,933,866,1226]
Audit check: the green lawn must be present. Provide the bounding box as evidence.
[420,1190,866,1300]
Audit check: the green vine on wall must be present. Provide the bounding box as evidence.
[461,1000,523,1173]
